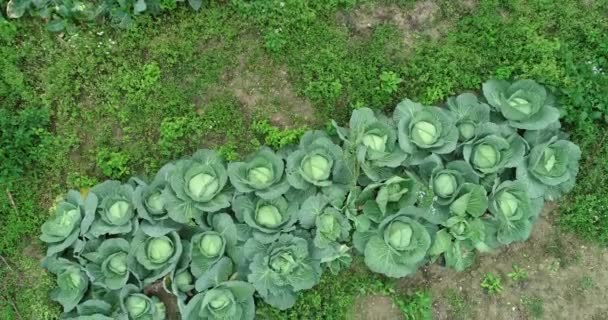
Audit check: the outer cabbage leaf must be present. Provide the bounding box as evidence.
[182,281,255,320]
[482,79,560,130]
[418,154,479,206]
[486,180,544,246]
[232,194,298,244]
[393,99,458,164]
[40,190,97,256]
[360,209,431,278]
[61,299,115,320]
[446,92,491,144]
[189,213,238,291]
[164,240,194,303]
[128,230,183,285]
[462,123,526,176]
[133,163,182,236]
[87,180,136,238]
[358,174,420,217]
[83,238,131,290]
[286,130,352,190]
[516,136,581,200]
[332,107,408,181]
[42,256,89,312]
[162,149,232,224]
[244,234,322,310]
[119,284,166,320]
[228,147,291,199]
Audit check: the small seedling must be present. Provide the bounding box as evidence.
[481,273,503,294]
[579,275,594,290]
[507,265,528,282]
[379,71,403,94]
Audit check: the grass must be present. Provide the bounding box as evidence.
[256,259,431,319]
[522,295,544,319]
[444,289,472,320]
[1,0,608,318]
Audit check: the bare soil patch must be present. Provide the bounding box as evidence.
[201,44,316,128]
[397,204,608,319]
[353,204,608,319]
[353,294,404,320]
[340,0,478,49]
[342,1,445,48]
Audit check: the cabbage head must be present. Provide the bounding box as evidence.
[190,213,237,278]
[119,284,166,320]
[429,183,489,271]
[517,135,581,200]
[42,256,89,312]
[483,79,560,130]
[393,99,458,164]
[133,163,182,236]
[233,194,298,243]
[358,174,420,219]
[332,107,408,182]
[165,239,194,302]
[312,206,351,248]
[40,190,96,256]
[462,123,526,176]
[87,180,136,237]
[418,155,479,206]
[296,194,353,272]
[228,147,291,199]
[83,238,130,290]
[356,209,431,278]
[182,281,255,320]
[286,130,351,190]
[129,230,183,285]
[163,149,231,224]
[245,234,321,310]
[446,92,490,144]
[487,180,543,245]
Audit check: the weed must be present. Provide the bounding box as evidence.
[522,295,544,319]
[379,71,404,94]
[507,265,528,282]
[579,275,595,291]
[251,120,308,150]
[255,259,431,319]
[2,0,608,317]
[444,289,471,320]
[0,106,53,185]
[480,273,503,295]
[95,148,132,179]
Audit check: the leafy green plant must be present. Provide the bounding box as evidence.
[0,106,52,185]
[507,265,528,282]
[480,272,503,295]
[251,120,307,150]
[1,0,206,32]
[379,71,403,94]
[38,80,581,318]
[522,295,544,319]
[95,148,131,179]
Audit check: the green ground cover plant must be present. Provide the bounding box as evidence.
[1,0,607,319]
[36,79,580,318]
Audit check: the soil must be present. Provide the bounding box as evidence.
[353,295,404,320]
[206,42,316,128]
[355,204,608,319]
[342,0,447,48]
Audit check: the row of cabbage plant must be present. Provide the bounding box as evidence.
[39,79,581,319]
